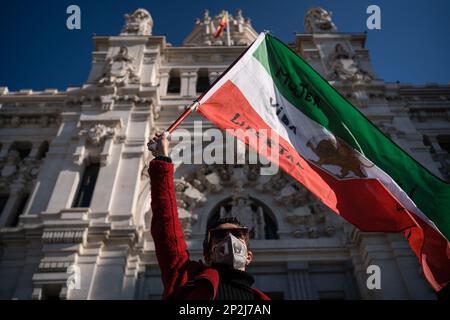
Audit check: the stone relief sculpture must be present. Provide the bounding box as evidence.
[1,150,20,178]
[0,149,41,191]
[327,44,373,83]
[304,7,337,33]
[174,163,339,239]
[121,8,153,35]
[79,124,115,146]
[219,195,266,240]
[97,47,140,87]
[174,177,207,211]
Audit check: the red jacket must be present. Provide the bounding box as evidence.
[149,159,270,300]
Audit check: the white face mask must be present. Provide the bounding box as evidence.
[211,233,248,270]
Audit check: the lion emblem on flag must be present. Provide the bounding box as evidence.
[306,137,374,179]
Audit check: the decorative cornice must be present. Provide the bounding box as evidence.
[42,229,85,244]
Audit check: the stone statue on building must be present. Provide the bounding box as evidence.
[184,9,257,46]
[97,47,140,86]
[219,194,266,240]
[328,44,373,83]
[121,8,153,35]
[304,7,337,33]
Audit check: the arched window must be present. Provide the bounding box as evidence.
[9,141,32,160]
[207,196,279,240]
[167,69,181,94]
[196,68,210,93]
[72,162,100,208]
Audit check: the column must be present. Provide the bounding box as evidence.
[208,68,223,83]
[386,233,435,299]
[109,111,149,225]
[88,249,127,299]
[0,184,26,227]
[180,69,198,97]
[158,69,170,96]
[27,113,80,214]
[45,147,83,212]
[286,261,315,299]
[354,232,410,299]
[187,71,198,97]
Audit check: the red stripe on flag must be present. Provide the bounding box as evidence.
[214,14,227,38]
[197,80,450,291]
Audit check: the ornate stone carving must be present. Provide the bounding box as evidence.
[219,194,266,240]
[328,44,373,83]
[38,259,73,273]
[286,202,336,239]
[151,101,161,120]
[186,164,230,194]
[79,124,115,146]
[0,114,57,128]
[97,47,140,87]
[0,150,41,190]
[121,8,153,35]
[42,229,85,243]
[304,7,337,33]
[174,177,207,211]
[1,150,20,178]
[177,161,340,239]
[100,94,116,111]
[352,89,369,108]
[172,177,206,238]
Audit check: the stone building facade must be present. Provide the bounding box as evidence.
[0,7,448,300]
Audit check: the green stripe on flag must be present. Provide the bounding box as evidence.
[253,33,450,240]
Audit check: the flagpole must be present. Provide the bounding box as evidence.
[147,100,199,151]
[147,32,263,151]
[226,11,231,46]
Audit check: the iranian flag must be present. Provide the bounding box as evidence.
[196,32,450,291]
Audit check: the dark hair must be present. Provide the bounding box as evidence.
[202,217,248,256]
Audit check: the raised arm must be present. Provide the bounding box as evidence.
[148,133,189,298]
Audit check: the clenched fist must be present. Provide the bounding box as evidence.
[147,131,170,158]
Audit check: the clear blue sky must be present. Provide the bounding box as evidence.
[0,0,449,91]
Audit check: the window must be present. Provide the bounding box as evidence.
[196,68,210,93]
[41,284,62,300]
[36,141,49,160]
[167,69,180,94]
[9,141,32,160]
[72,163,100,208]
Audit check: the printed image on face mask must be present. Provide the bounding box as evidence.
[216,240,230,257]
[233,239,244,255]
[212,233,248,270]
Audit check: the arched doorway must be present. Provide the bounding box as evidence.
[207,195,279,240]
